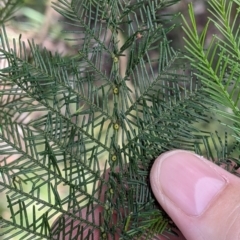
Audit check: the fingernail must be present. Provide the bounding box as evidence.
[153,150,228,216]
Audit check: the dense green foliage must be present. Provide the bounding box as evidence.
[0,0,239,239]
[182,0,240,143]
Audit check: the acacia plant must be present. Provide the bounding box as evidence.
[0,0,240,239]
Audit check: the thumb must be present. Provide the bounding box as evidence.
[150,150,240,240]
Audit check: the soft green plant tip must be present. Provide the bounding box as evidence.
[72,105,85,115]
[124,212,132,232]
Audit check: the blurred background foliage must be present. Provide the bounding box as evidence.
[2,0,212,57]
[0,0,240,239]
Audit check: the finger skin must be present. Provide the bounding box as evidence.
[150,150,240,240]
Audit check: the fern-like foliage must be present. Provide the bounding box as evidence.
[0,0,239,239]
[182,0,240,141]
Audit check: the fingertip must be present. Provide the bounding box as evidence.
[150,150,240,240]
